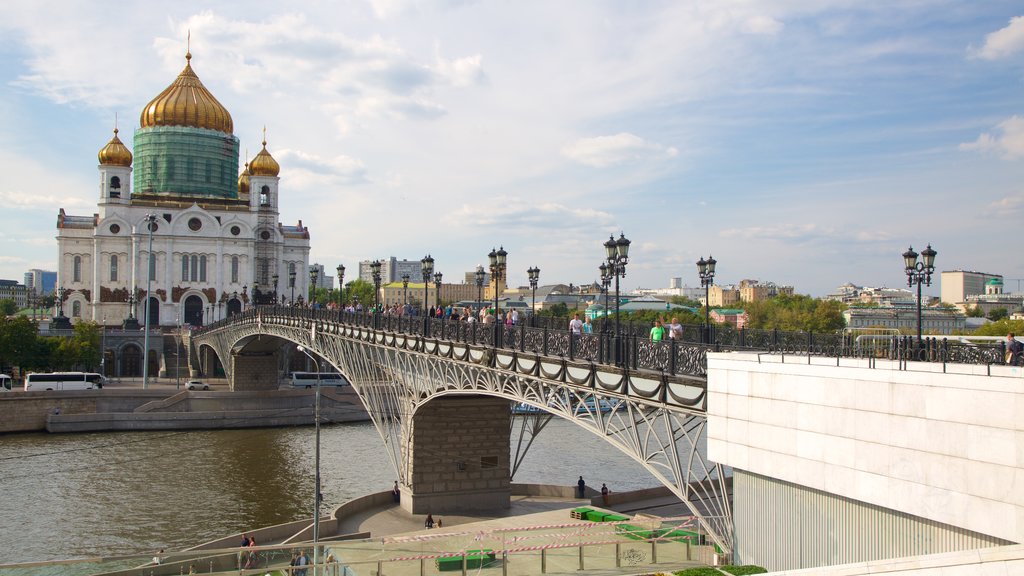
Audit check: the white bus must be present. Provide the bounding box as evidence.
[290,371,350,389]
[24,372,105,391]
[0,374,11,392]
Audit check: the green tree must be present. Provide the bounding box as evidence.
[0,316,42,370]
[0,298,16,316]
[344,278,376,308]
[539,303,570,318]
[742,294,846,331]
[965,306,985,318]
[972,318,1024,336]
[987,308,1009,322]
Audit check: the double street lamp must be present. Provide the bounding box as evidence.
[527,266,540,326]
[599,262,612,333]
[310,268,319,307]
[603,234,630,364]
[488,247,507,318]
[142,213,157,389]
[402,274,410,310]
[433,272,443,311]
[336,264,345,308]
[475,266,485,314]
[295,345,323,576]
[903,244,937,346]
[289,268,297,305]
[272,273,279,306]
[696,255,717,344]
[370,260,382,312]
[421,255,434,331]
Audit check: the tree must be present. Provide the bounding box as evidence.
[0,299,16,316]
[741,294,846,331]
[0,316,42,370]
[344,278,376,308]
[973,318,1024,337]
[965,306,985,318]
[987,308,1009,322]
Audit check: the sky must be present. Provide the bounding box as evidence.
[0,1,1022,297]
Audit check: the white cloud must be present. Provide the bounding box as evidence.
[456,197,614,229]
[742,15,783,36]
[0,191,92,211]
[984,194,1024,217]
[959,116,1024,159]
[719,223,893,245]
[969,15,1024,60]
[274,149,369,186]
[562,133,678,168]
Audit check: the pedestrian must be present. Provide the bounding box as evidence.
[601,483,610,505]
[577,475,586,498]
[583,316,593,333]
[650,319,666,341]
[294,549,310,576]
[152,549,164,565]
[1008,333,1023,366]
[668,317,683,340]
[437,517,443,528]
[392,480,401,503]
[425,513,435,529]
[569,313,583,336]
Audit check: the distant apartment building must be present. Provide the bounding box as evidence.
[738,279,794,302]
[0,280,28,308]
[708,284,740,307]
[359,257,424,284]
[959,277,1024,316]
[710,308,748,329]
[308,263,334,290]
[842,306,966,335]
[24,269,57,295]
[941,270,1002,305]
[826,283,918,307]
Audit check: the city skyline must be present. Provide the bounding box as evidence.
[0,2,1022,296]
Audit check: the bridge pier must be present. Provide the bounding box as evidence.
[230,351,281,391]
[401,395,511,514]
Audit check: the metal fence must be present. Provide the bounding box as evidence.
[199,307,1008,377]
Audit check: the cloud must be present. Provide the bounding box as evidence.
[959,116,1024,159]
[983,194,1024,217]
[969,15,1024,60]
[719,223,893,245]
[274,149,369,185]
[562,133,678,168]
[455,197,614,229]
[0,191,92,211]
[742,15,783,36]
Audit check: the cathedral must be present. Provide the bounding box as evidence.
[56,49,311,332]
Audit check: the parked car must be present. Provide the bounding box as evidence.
[186,380,209,391]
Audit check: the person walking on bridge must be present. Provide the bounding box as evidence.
[577,476,586,498]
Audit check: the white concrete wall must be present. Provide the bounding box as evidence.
[768,544,1024,576]
[707,352,1024,545]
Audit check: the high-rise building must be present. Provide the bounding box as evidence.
[55,49,311,327]
[24,269,57,295]
[940,270,1001,306]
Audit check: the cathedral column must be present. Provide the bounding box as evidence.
[91,241,101,323]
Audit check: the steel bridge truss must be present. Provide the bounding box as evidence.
[192,311,733,554]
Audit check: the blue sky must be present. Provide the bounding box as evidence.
[0,1,1022,297]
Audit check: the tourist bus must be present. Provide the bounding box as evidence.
[289,371,350,389]
[0,374,11,392]
[24,372,105,391]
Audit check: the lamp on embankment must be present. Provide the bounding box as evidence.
[296,345,323,576]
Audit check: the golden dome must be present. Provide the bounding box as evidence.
[249,139,280,177]
[98,128,133,166]
[139,52,233,134]
[238,162,251,195]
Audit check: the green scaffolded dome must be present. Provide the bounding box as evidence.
[132,51,240,200]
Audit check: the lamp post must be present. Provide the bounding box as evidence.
[401,274,410,310]
[272,273,279,306]
[420,255,434,330]
[488,247,507,318]
[527,266,540,326]
[336,264,345,308]
[295,345,323,576]
[696,255,717,344]
[903,244,937,347]
[310,267,319,308]
[599,262,612,333]
[370,260,382,313]
[475,266,485,314]
[433,272,443,310]
[142,213,157,389]
[289,268,297,305]
[253,281,261,308]
[604,234,630,364]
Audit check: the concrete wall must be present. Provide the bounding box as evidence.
[770,544,1024,576]
[707,352,1024,567]
[402,395,511,513]
[231,351,280,391]
[0,390,170,433]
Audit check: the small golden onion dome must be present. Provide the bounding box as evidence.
[238,162,251,195]
[98,128,133,166]
[139,51,233,134]
[249,139,280,177]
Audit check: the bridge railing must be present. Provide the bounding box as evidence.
[197,307,1006,375]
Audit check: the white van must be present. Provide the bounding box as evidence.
[24,372,105,391]
[0,374,11,392]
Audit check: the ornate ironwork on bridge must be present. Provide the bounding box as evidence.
[191,307,733,554]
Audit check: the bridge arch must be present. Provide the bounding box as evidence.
[190,307,731,553]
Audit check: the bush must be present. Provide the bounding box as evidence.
[673,569,723,576]
[720,566,768,575]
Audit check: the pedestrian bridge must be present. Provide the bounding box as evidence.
[190,307,732,554]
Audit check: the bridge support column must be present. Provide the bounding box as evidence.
[402,396,511,513]
[230,351,281,391]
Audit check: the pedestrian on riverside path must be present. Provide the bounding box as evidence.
[577,476,586,498]
[425,514,435,529]
[393,480,401,503]
[601,483,610,505]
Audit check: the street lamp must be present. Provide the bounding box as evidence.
[421,255,434,331]
[253,281,261,308]
[336,264,345,308]
[475,265,485,315]
[289,268,297,305]
[142,213,157,389]
[433,272,443,311]
[604,233,630,364]
[903,244,937,347]
[272,273,279,306]
[310,267,319,308]
[401,274,410,310]
[488,246,507,318]
[370,260,382,313]
[527,266,540,326]
[295,345,323,576]
[599,262,612,333]
[696,255,717,344]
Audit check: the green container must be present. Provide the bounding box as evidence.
[584,510,610,522]
[437,549,497,572]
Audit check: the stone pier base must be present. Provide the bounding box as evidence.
[402,395,511,514]
[230,351,280,391]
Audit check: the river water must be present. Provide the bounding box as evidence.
[0,419,661,566]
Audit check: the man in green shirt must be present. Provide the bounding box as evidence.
[650,319,666,341]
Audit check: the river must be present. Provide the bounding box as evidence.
[0,419,662,565]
